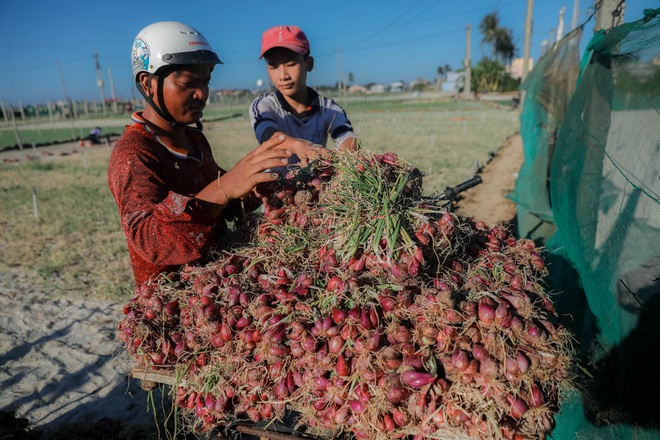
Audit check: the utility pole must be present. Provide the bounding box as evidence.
[557,6,566,43]
[108,67,118,114]
[549,30,556,48]
[572,0,580,30]
[0,101,8,124]
[522,0,534,82]
[541,39,549,56]
[95,52,107,115]
[57,59,76,139]
[595,0,625,32]
[463,24,472,99]
[11,104,23,150]
[337,48,342,97]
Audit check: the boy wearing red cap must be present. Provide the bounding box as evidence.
[250,25,358,165]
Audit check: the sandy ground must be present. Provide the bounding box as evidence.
[0,269,164,437]
[0,133,523,437]
[454,132,522,226]
[1,138,113,164]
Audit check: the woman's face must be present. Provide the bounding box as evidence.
[147,64,212,125]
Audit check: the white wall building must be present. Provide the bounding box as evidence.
[369,84,385,93]
[390,81,405,92]
[507,57,534,80]
[442,72,464,92]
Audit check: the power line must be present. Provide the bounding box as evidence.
[210,27,466,66]
[323,27,466,57]
[353,1,431,49]
[0,56,96,75]
[0,37,128,49]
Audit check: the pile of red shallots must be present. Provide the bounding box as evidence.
[118,150,574,440]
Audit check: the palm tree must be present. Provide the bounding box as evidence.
[479,13,500,58]
[479,12,516,63]
[494,28,515,63]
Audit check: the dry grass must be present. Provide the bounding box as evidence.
[0,97,519,301]
[0,152,133,299]
[205,99,519,194]
[350,106,518,193]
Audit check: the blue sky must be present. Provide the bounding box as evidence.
[0,0,656,106]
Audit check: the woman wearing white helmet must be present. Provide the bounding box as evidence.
[130,21,222,126]
[108,21,324,286]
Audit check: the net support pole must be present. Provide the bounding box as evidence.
[595,0,625,31]
[522,0,534,82]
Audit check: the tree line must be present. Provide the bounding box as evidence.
[438,11,521,94]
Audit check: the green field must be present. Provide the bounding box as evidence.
[0,97,519,300]
[205,98,518,192]
[0,111,129,150]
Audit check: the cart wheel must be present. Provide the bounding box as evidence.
[205,429,230,440]
[139,379,158,390]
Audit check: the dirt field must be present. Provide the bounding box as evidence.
[1,131,523,225]
[454,132,522,226]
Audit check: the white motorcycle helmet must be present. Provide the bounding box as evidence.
[131,21,222,125]
[132,21,222,81]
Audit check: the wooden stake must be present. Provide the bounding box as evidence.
[32,186,39,223]
[81,149,88,171]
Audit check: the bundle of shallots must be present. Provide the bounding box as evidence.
[118,150,574,440]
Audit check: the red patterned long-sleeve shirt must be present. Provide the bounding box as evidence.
[108,112,224,285]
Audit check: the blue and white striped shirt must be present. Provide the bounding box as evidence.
[249,87,356,149]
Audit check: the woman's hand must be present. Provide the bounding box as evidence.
[220,135,295,199]
[195,135,292,212]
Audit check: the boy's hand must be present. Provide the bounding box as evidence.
[270,132,332,166]
[339,136,359,151]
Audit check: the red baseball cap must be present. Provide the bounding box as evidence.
[260,25,310,59]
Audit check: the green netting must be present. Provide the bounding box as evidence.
[511,26,583,224]
[514,7,660,440]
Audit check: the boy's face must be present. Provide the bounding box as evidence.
[265,48,313,99]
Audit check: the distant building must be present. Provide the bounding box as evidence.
[390,81,405,92]
[348,85,369,95]
[442,72,464,92]
[507,58,534,80]
[369,84,386,93]
[410,78,430,91]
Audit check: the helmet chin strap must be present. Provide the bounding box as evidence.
[137,73,202,129]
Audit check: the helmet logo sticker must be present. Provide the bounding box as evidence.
[132,38,150,73]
